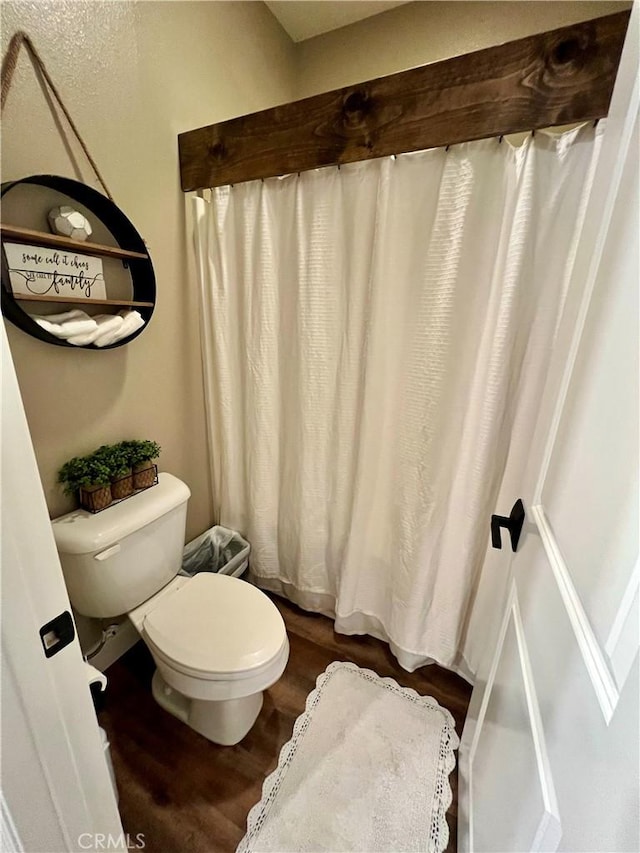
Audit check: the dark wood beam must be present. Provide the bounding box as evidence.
[178,11,630,192]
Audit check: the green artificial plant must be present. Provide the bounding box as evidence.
[122,439,161,468]
[57,453,112,496]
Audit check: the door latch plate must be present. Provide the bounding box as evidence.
[39,610,75,658]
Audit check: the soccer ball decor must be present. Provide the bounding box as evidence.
[48,206,93,242]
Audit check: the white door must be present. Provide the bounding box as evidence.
[458,9,639,853]
[1,321,124,852]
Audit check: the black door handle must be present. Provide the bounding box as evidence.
[491,499,525,552]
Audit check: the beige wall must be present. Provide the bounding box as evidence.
[294,0,631,97]
[1,1,295,540]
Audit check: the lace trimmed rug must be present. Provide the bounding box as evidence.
[237,661,459,853]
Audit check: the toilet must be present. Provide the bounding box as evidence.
[52,472,289,745]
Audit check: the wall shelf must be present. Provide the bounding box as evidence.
[13,294,155,308]
[1,174,156,349]
[1,223,149,261]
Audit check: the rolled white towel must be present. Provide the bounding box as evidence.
[92,313,129,348]
[67,314,124,346]
[112,309,144,342]
[91,315,128,347]
[34,308,86,324]
[95,310,145,347]
[34,310,98,339]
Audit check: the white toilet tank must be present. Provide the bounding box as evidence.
[52,472,191,619]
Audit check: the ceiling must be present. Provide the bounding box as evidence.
[265,1,411,42]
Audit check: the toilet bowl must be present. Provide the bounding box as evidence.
[52,472,289,745]
[129,572,289,744]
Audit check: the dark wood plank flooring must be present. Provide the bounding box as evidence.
[99,595,472,853]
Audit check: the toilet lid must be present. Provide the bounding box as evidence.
[143,573,286,676]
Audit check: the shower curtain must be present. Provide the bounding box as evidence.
[192,124,602,679]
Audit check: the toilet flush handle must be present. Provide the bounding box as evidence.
[94,543,121,561]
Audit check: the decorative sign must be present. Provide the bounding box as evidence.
[3,242,106,300]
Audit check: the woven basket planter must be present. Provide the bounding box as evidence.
[133,462,156,490]
[79,484,113,512]
[111,470,134,500]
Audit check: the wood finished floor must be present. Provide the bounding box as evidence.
[99,595,472,853]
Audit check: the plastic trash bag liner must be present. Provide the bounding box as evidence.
[180,525,250,578]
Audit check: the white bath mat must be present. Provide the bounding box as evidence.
[237,661,459,853]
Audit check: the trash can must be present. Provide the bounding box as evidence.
[180,525,250,579]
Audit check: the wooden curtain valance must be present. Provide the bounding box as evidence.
[179,10,630,192]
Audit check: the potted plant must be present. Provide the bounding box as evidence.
[95,443,133,500]
[58,453,113,512]
[123,439,161,489]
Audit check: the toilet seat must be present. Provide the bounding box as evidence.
[142,572,287,681]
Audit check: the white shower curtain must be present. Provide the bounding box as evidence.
[192,124,602,679]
